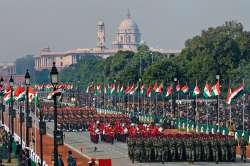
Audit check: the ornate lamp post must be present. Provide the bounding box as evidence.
[39,97,46,166]
[0,77,4,125]
[7,75,14,163]
[50,62,59,166]
[9,76,14,134]
[25,70,31,147]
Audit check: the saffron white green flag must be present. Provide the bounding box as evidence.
[203,82,211,98]
[226,84,244,105]
[212,80,220,96]
[192,81,200,96]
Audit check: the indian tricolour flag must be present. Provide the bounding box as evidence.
[3,85,12,104]
[212,80,220,96]
[118,85,124,97]
[14,86,25,101]
[192,81,200,96]
[125,84,133,95]
[166,85,173,97]
[109,83,116,95]
[129,84,138,95]
[28,87,37,102]
[146,85,151,97]
[86,85,90,93]
[3,91,12,104]
[155,81,163,94]
[96,84,102,94]
[140,84,145,96]
[104,85,107,94]
[181,85,189,94]
[226,83,244,105]
[203,82,212,98]
[47,88,63,100]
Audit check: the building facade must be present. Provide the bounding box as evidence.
[34,11,180,71]
[0,63,16,75]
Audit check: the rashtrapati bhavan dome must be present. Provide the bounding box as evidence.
[35,11,179,71]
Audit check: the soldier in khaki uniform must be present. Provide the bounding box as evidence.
[239,137,248,163]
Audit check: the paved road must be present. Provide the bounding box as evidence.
[43,121,250,166]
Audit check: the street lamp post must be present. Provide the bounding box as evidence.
[25,70,31,147]
[77,80,80,106]
[173,77,177,118]
[39,97,46,166]
[19,102,24,155]
[0,77,4,125]
[216,74,220,130]
[9,76,14,135]
[8,75,14,163]
[50,62,59,166]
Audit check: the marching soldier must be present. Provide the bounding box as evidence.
[203,138,211,161]
[195,137,202,161]
[144,137,153,162]
[157,137,165,163]
[135,137,144,162]
[177,137,184,161]
[211,137,219,164]
[127,137,136,163]
[239,137,248,163]
[186,137,195,163]
[163,137,170,162]
[221,137,228,161]
[229,136,237,162]
[170,137,177,161]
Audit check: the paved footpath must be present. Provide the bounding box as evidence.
[3,112,90,166]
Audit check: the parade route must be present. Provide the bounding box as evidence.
[44,121,250,166]
[2,111,250,166]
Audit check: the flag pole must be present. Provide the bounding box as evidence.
[35,98,37,154]
[242,79,245,131]
[229,104,232,126]
[216,75,220,133]
[186,92,189,133]
[195,93,197,127]
[171,93,173,117]
[162,92,165,117]
[156,93,158,115]
[150,95,152,114]
[143,94,145,115]
[133,93,135,112]
[206,99,208,133]
[138,81,140,115]
[177,80,180,129]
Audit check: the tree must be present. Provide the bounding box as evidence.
[15,55,35,74]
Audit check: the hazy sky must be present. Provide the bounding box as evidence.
[0,0,249,62]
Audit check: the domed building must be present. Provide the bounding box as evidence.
[112,11,141,50]
[34,10,180,71]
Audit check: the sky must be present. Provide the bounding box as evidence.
[0,0,249,62]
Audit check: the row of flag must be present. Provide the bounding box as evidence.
[86,80,245,105]
[0,85,37,104]
[0,83,64,103]
[34,83,73,91]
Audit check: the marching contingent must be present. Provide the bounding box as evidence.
[0,77,249,164]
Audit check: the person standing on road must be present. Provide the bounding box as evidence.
[58,154,64,166]
[67,151,77,166]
